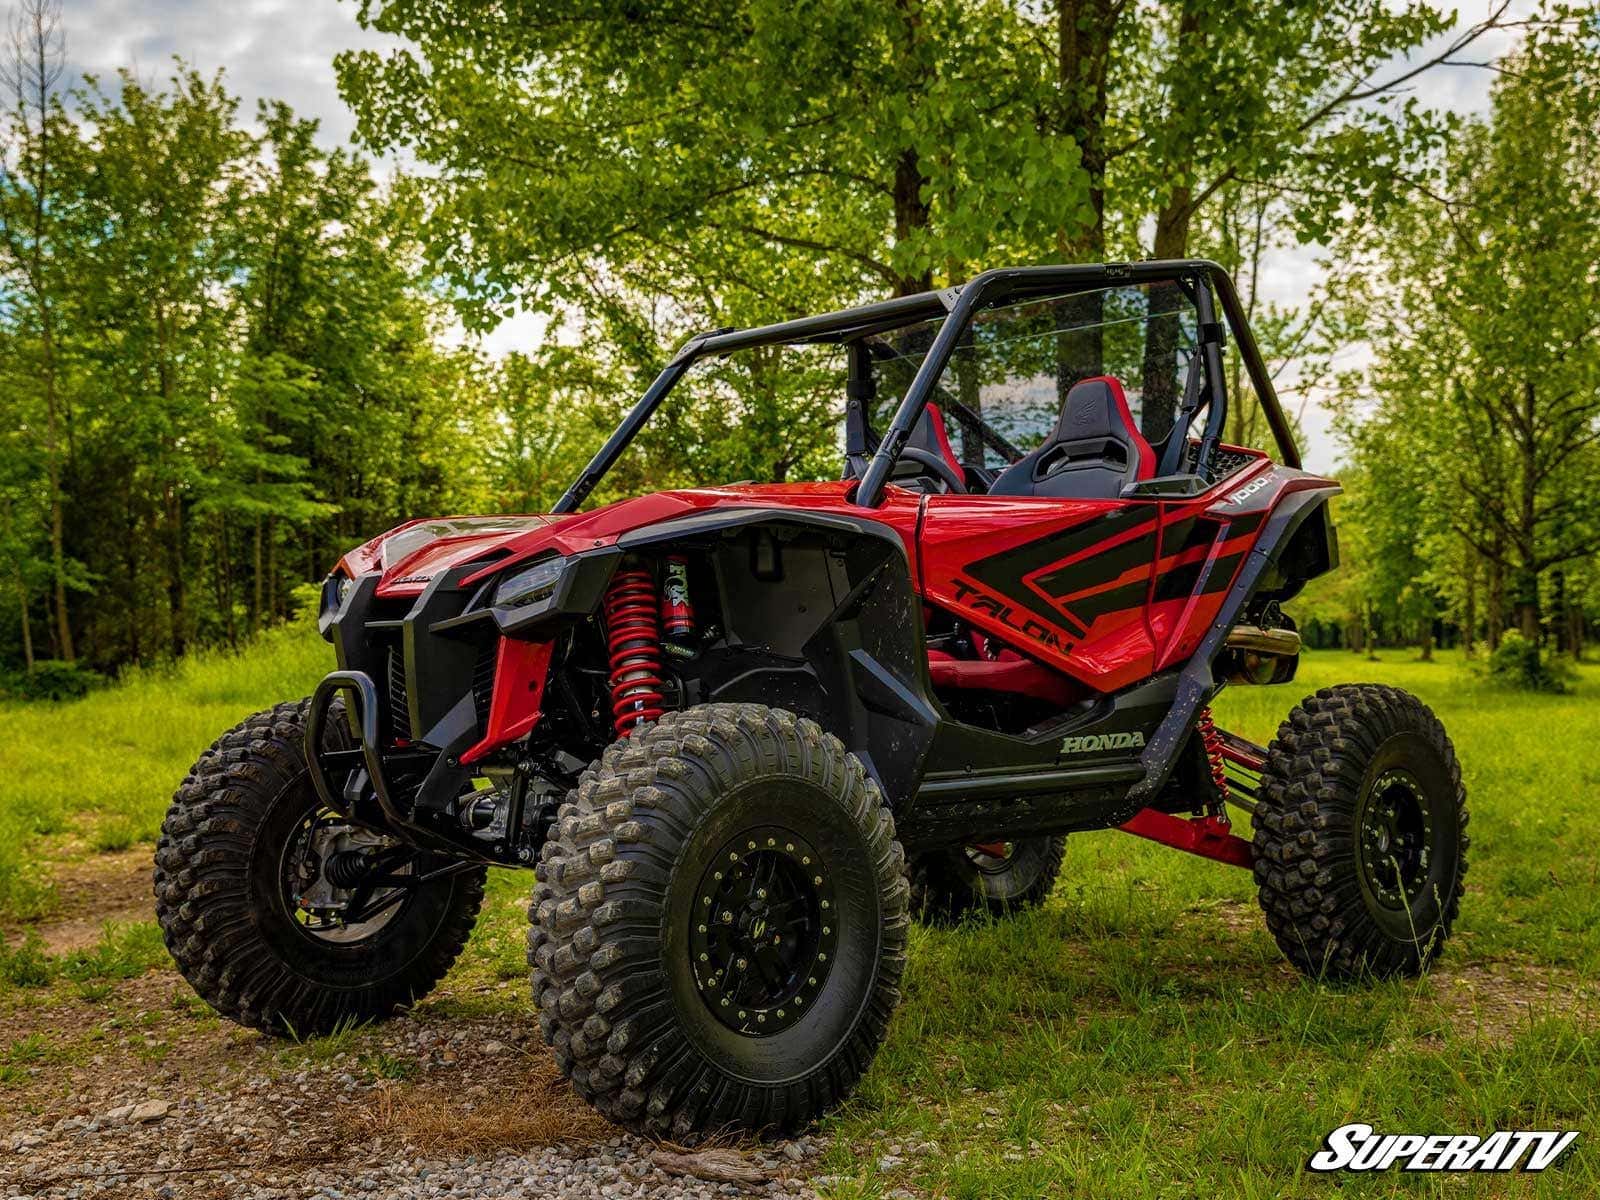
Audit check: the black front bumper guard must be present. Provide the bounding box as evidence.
[305,670,501,862]
[305,670,406,824]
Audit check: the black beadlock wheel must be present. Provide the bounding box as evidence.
[1252,684,1468,981]
[527,703,909,1139]
[154,699,486,1035]
[909,836,1066,924]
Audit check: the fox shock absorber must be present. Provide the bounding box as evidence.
[603,563,666,736]
[660,554,697,656]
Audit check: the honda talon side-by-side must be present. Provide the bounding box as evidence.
[156,260,1467,1138]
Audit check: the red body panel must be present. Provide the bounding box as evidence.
[346,455,1334,764]
[340,482,925,598]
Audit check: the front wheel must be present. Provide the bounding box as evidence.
[155,700,486,1035]
[528,704,909,1139]
[1252,684,1468,981]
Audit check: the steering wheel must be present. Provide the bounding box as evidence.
[898,447,967,494]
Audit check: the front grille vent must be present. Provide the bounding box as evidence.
[472,642,498,729]
[387,646,412,742]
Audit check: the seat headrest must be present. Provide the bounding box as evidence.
[905,402,962,476]
[1050,376,1155,481]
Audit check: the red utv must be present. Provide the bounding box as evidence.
[156,261,1467,1138]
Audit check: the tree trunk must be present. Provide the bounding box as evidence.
[1419,617,1434,662]
[1486,551,1504,651]
[1055,0,1118,260]
[15,574,34,673]
[219,514,237,649]
[1550,569,1568,655]
[252,513,264,634]
[1515,566,1539,643]
[1462,549,1477,658]
[166,485,187,657]
[1515,380,1539,643]
[890,0,933,297]
[1139,192,1193,446]
[42,323,74,662]
[124,486,141,663]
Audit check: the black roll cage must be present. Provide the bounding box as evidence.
[552,259,1300,515]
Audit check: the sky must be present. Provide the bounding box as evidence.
[58,0,1527,472]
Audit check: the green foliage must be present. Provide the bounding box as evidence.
[0,51,513,677]
[0,658,97,701]
[0,932,52,988]
[1326,15,1600,656]
[1487,631,1570,694]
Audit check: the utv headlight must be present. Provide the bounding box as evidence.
[318,572,357,640]
[494,557,566,609]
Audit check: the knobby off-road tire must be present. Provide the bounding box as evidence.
[909,836,1066,924]
[528,703,909,1139]
[155,699,486,1035]
[1252,684,1468,981]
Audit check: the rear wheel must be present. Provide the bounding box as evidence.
[1252,685,1467,981]
[910,836,1066,924]
[155,700,486,1035]
[528,704,908,1138]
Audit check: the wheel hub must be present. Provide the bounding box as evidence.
[965,842,1015,874]
[689,827,835,1036]
[1359,769,1432,909]
[282,811,410,943]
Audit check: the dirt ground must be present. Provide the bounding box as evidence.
[0,859,830,1200]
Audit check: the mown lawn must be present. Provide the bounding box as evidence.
[2,631,1597,1196]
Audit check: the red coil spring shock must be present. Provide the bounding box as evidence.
[1195,705,1229,803]
[603,565,665,737]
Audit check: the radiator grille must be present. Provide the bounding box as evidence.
[472,642,497,729]
[387,646,412,743]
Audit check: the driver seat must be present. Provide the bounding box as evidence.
[987,376,1155,499]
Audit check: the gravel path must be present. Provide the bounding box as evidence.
[0,986,834,1200]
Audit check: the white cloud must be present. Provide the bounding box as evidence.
[60,0,400,147]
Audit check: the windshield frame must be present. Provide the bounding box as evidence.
[551,259,1298,514]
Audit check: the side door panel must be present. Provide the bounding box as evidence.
[916,494,1164,693]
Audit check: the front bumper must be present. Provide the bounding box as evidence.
[309,563,531,854]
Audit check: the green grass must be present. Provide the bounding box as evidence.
[810,650,1600,1197]
[1,629,1596,1193]
[0,623,329,918]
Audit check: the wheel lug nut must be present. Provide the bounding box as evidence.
[737,958,747,968]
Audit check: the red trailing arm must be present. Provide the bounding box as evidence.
[1118,808,1254,869]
